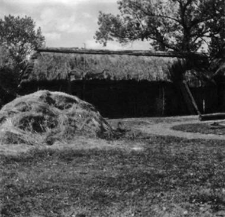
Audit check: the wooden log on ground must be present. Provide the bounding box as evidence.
[199,113,225,121]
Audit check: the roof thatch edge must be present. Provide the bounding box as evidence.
[36,47,207,59]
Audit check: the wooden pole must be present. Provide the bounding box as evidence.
[183,81,201,115]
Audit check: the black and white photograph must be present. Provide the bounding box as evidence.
[0,0,225,216]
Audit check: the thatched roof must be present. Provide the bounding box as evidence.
[29,47,206,81]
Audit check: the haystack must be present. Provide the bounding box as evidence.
[0,90,113,145]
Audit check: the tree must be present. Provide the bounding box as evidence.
[206,0,225,58]
[95,0,224,55]
[0,15,45,70]
[0,15,45,94]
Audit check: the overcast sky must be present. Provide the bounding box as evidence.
[1,0,150,50]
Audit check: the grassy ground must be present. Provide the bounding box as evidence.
[1,120,225,217]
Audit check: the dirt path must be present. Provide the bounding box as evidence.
[2,115,225,156]
[122,115,225,140]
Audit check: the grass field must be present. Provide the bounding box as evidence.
[1,119,225,217]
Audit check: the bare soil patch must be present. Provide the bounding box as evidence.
[114,116,225,141]
[172,122,225,136]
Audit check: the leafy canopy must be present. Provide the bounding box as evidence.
[0,15,45,68]
[95,0,224,55]
[0,15,45,97]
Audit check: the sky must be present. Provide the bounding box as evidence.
[0,0,150,50]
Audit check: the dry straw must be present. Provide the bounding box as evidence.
[0,90,113,145]
[31,52,179,81]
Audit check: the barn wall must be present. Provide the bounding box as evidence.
[16,79,220,118]
[191,85,219,114]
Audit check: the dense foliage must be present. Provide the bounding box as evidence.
[95,0,224,57]
[0,15,45,68]
[0,15,45,99]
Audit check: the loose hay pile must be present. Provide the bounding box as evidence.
[0,90,113,145]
